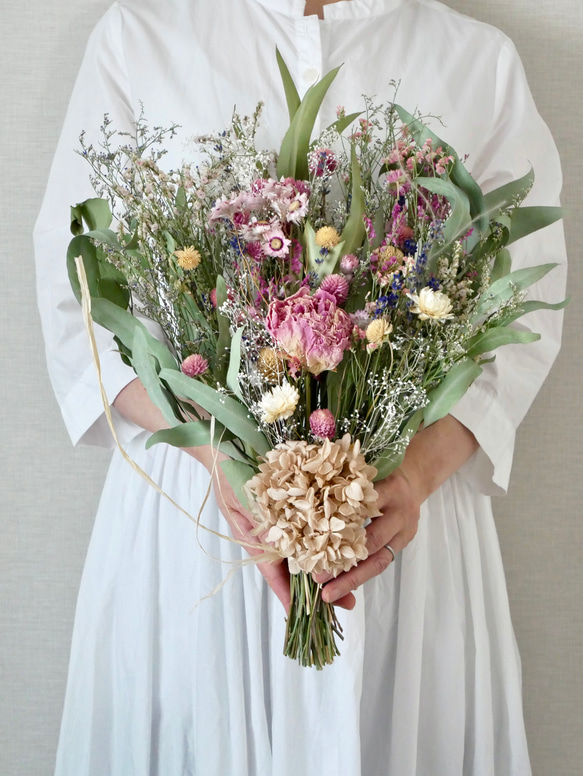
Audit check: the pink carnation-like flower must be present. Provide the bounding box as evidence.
[309,409,336,440]
[181,354,209,377]
[266,287,353,375]
[319,274,349,306]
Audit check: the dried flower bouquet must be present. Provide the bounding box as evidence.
[67,52,565,668]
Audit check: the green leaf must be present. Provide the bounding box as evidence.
[507,206,564,245]
[277,65,342,180]
[339,145,366,258]
[85,228,122,251]
[473,263,558,319]
[372,409,423,481]
[70,198,113,235]
[490,248,512,284]
[227,327,245,401]
[131,328,179,427]
[276,48,301,122]
[145,419,232,450]
[175,186,187,210]
[159,369,271,456]
[502,297,569,326]
[465,327,540,358]
[423,359,483,427]
[214,275,231,382]
[483,167,535,214]
[219,460,256,510]
[89,297,178,372]
[415,176,471,249]
[67,235,100,302]
[327,110,362,136]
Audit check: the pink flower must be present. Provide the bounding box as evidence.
[308,148,338,177]
[340,254,359,274]
[309,409,336,440]
[266,287,353,375]
[181,354,209,377]
[319,274,350,305]
[209,288,217,308]
[261,227,291,258]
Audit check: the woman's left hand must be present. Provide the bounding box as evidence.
[317,466,422,604]
[315,415,480,604]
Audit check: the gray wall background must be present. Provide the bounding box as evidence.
[1,1,581,773]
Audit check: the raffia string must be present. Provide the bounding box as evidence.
[74,256,280,587]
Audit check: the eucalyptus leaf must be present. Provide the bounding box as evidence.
[90,297,179,372]
[215,275,231,382]
[227,327,245,401]
[67,235,100,302]
[219,460,256,510]
[416,176,471,248]
[159,369,270,456]
[131,327,179,427]
[502,298,569,326]
[489,249,512,284]
[483,167,535,214]
[372,409,423,481]
[423,359,483,427]
[85,228,122,251]
[145,419,233,450]
[473,263,557,319]
[70,198,113,235]
[507,206,564,245]
[465,327,540,358]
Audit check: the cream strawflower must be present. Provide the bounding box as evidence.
[259,381,299,423]
[315,226,341,250]
[174,246,201,270]
[409,287,454,321]
[365,317,393,344]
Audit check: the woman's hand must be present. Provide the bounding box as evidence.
[316,466,422,604]
[315,415,480,604]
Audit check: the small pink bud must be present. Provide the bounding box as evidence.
[309,409,336,440]
[181,354,208,377]
[209,288,217,308]
[340,254,359,274]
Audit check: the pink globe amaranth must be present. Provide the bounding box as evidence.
[181,353,208,377]
[265,287,353,375]
[319,274,350,306]
[309,409,336,440]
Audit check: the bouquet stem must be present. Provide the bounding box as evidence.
[284,572,343,669]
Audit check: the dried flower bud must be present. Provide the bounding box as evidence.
[181,353,208,377]
[309,409,336,440]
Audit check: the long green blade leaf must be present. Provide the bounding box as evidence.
[339,145,366,257]
[483,167,534,214]
[465,327,540,358]
[473,263,558,318]
[276,48,301,122]
[131,328,179,427]
[507,206,564,245]
[227,327,245,400]
[159,369,270,456]
[423,359,483,427]
[220,460,256,509]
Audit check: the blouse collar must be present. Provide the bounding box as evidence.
[253,0,406,20]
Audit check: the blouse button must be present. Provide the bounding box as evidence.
[302,67,320,84]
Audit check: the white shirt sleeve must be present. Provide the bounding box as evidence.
[450,39,567,495]
[34,3,143,448]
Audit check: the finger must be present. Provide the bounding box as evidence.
[321,541,401,604]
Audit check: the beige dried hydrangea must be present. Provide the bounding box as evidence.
[246,434,381,576]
